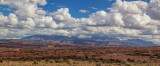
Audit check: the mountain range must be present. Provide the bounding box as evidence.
[21,35,158,47]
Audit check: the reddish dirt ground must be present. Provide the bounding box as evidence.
[0,40,160,63]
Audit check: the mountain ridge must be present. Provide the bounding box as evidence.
[21,35,158,47]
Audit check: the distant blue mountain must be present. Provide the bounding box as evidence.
[21,35,76,41]
[121,39,158,47]
[21,35,158,47]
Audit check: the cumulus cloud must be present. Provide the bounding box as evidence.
[0,0,47,19]
[108,0,160,34]
[148,0,160,20]
[0,28,8,38]
[49,0,160,43]
[110,0,148,14]
[50,8,79,22]
[88,11,124,26]
[34,16,57,28]
[1,0,160,44]
[0,13,19,28]
[0,0,57,29]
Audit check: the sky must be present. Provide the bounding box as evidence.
[0,0,160,44]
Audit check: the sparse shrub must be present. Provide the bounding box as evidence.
[141,54,151,56]
[92,55,96,59]
[120,60,127,64]
[156,54,160,59]
[149,55,154,59]
[153,53,160,59]
[130,60,135,62]
[126,63,132,66]
[107,59,121,63]
[71,55,77,59]
[65,59,73,64]
[143,60,147,63]
[89,60,93,63]
[127,58,135,62]
[85,55,89,59]
[36,58,42,62]
[0,59,3,63]
[45,59,50,63]
[96,63,102,66]
[32,60,39,64]
[153,53,159,56]
[73,61,79,64]
[127,58,131,61]
[55,58,64,63]
[99,58,103,61]
[137,60,141,63]
[49,60,53,63]
[108,64,112,66]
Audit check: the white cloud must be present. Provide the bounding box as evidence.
[79,10,90,13]
[34,16,57,28]
[109,0,148,14]
[50,8,79,22]
[1,0,160,44]
[0,0,57,29]
[0,0,47,19]
[148,0,160,20]
[89,11,124,26]
[89,7,98,10]
[0,28,8,38]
